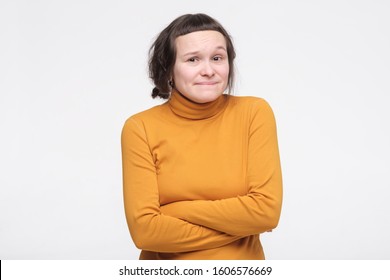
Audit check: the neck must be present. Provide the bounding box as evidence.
[168,90,228,120]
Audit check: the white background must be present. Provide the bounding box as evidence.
[1,0,389,259]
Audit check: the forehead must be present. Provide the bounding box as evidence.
[175,30,226,54]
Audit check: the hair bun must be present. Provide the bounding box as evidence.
[151,87,160,98]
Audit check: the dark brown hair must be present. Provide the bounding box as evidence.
[148,13,236,99]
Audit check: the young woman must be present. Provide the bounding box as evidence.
[121,13,283,260]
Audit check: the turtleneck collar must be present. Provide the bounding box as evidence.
[168,90,228,120]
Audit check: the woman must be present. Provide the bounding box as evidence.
[121,13,283,260]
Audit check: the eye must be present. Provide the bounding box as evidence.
[213,56,223,61]
[187,57,198,62]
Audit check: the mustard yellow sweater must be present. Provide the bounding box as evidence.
[121,90,283,260]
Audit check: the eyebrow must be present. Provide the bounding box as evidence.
[182,46,227,57]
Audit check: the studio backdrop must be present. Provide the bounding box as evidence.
[1,0,389,259]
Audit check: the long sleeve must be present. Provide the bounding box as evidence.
[160,99,283,236]
[121,117,242,253]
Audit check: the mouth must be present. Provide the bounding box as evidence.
[195,81,218,85]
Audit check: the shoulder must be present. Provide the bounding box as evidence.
[129,102,169,122]
[122,102,168,129]
[227,95,275,117]
[226,95,277,131]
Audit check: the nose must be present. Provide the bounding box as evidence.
[200,61,215,77]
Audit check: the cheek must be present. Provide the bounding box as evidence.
[174,66,194,83]
[219,66,230,90]
[224,68,230,78]
[219,65,230,80]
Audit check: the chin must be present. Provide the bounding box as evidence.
[195,88,224,101]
